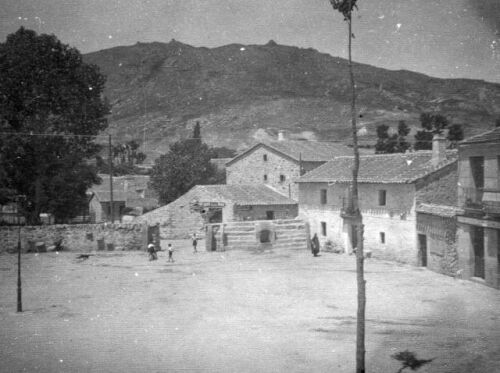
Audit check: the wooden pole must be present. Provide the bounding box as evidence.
[109,134,114,223]
[17,213,22,312]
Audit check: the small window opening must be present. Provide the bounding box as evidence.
[280,174,286,182]
[378,190,386,206]
[321,222,327,236]
[380,232,385,244]
[320,189,327,204]
[263,154,268,161]
[263,174,268,182]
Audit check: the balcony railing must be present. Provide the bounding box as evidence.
[460,187,500,215]
[461,187,484,210]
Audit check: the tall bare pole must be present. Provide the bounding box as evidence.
[108,134,114,223]
[328,1,365,372]
[17,207,22,312]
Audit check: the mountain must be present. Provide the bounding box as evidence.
[83,40,500,161]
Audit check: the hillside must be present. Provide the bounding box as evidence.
[84,40,500,161]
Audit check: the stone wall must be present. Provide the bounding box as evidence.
[0,223,152,253]
[226,145,300,200]
[417,212,459,277]
[205,219,309,251]
[134,189,206,239]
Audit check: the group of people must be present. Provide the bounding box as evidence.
[147,233,199,262]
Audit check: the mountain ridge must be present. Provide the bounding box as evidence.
[83,40,500,161]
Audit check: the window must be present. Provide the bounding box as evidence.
[280,174,286,182]
[378,190,386,206]
[380,232,385,244]
[470,156,484,189]
[320,189,327,204]
[321,222,327,236]
[263,154,268,161]
[263,174,268,182]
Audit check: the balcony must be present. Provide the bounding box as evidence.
[461,187,500,216]
[341,197,360,220]
[483,188,500,215]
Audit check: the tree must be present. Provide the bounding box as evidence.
[447,123,464,148]
[0,28,109,223]
[328,2,365,372]
[375,121,411,154]
[149,139,219,205]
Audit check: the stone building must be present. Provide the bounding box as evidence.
[89,174,158,222]
[226,140,355,200]
[416,203,462,276]
[296,138,457,266]
[135,184,298,239]
[456,127,500,289]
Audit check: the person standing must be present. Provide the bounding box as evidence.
[167,243,174,262]
[311,233,320,257]
[192,233,198,253]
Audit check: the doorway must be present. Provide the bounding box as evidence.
[418,234,427,267]
[472,226,485,279]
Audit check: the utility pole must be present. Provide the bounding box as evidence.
[109,134,114,223]
[16,195,25,312]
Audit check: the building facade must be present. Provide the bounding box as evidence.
[226,140,355,200]
[297,141,457,266]
[456,127,500,289]
[135,184,298,239]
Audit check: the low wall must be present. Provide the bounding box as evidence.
[0,223,153,253]
[205,219,309,251]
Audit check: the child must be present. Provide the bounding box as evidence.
[167,243,174,262]
[148,243,157,261]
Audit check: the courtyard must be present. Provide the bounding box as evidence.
[0,241,499,373]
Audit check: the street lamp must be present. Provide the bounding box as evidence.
[15,195,26,313]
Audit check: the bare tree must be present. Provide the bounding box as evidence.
[328,1,366,372]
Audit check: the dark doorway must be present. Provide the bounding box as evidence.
[266,211,274,220]
[351,224,358,250]
[418,234,427,267]
[472,226,485,279]
[259,229,271,243]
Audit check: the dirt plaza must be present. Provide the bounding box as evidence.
[0,241,499,373]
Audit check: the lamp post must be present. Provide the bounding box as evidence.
[15,195,26,313]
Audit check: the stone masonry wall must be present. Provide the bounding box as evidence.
[205,219,309,251]
[416,163,458,206]
[0,223,150,253]
[226,146,300,200]
[417,213,459,277]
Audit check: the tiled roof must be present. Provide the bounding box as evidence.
[297,150,458,184]
[93,174,150,192]
[460,127,500,145]
[193,184,297,205]
[226,141,356,165]
[416,203,463,217]
[92,191,127,202]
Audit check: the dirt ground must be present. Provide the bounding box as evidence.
[0,240,499,373]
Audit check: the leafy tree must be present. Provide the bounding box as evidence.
[210,146,237,158]
[328,2,365,373]
[0,28,109,224]
[447,123,464,148]
[375,122,410,154]
[149,139,219,205]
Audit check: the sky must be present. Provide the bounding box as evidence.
[0,0,499,83]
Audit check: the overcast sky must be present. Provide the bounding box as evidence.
[1,0,499,83]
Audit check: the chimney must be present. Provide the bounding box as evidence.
[432,134,447,166]
[278,130,286,141]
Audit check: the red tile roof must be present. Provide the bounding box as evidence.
[296,150,457,184]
